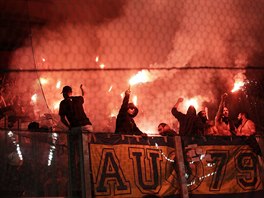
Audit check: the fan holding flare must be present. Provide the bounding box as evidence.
[115,87,146,136]
[214,93,235,136]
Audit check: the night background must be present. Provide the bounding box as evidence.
[1,0,264,135]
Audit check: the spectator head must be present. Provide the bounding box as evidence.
[238,112,249,120]
[222,107,229,117]
[187,105,196,116]
[61,86,72,98]
[158,123,171,134]
[198,110,207,123]
[127,103,138,117]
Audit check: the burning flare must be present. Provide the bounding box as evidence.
[53,101,60,111]
[132,95,138,106]
[56,81,61,89]
[231,73,246,93]
[184,98,199,110]
[231,81,245,92]
[128,70,153,86]
[31,94,37,104]
[40,77,48,85]
[100,64,105,69]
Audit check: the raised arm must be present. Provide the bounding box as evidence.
[80,84,84,96]
[171,97,185,119]
[215,93,227,122]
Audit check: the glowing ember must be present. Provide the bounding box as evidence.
[95,56,99,62]
[108,86,113,92]
[100,64,105,69]
[31,94,37,103]
[184,98,198,110]
[132,95,138,106]
[40,77,48,85]
[56,81,61,89]
[128,70,152,86]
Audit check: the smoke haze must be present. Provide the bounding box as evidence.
[1,0,264,133]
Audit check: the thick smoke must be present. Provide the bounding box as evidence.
[1,0,264,133]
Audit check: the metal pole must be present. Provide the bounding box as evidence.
[67,133,73,198]
[81,133,93,198]
[174,136,189,198]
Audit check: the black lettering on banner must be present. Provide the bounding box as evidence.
[95,148,131,196]
[235,149,260,190]
[129,148,162,193]
[206,150,229,191]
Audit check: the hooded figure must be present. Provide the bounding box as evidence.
[171,98,203,136]
[115,89,143,135]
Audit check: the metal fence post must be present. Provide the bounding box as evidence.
[174,136,189,198]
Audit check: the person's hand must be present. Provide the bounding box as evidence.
[80,84,84,96]
[177,97,184,103]
[221,93,228,100]
[125,88,131,96]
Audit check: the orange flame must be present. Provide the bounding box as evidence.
[110,110,118,118]
[100,64,105,69]
[56,80,61,89]
[53,101,60,111]
[231,81,245,92]
[132,95,138,106]
[184,98,199,110]
[31,94,37,103]
[40,77,48,85]
[231,73,246,93]
[129,70,152,86]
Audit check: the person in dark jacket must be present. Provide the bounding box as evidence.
[115,88,144,135]
[59,85,92,197]
[171,97,203,136]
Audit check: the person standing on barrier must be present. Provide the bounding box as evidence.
[59,85,93,132]
[59,85,93,197]
[171,97,203,179]
[115,88,146,136]
[215,93,235,136]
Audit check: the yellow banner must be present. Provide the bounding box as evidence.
[88,135,263,197]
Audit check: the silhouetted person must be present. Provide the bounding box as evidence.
[59,85,92,132]
[59,85,92,197]
[171,97,203,136]
[115,88,145,135]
